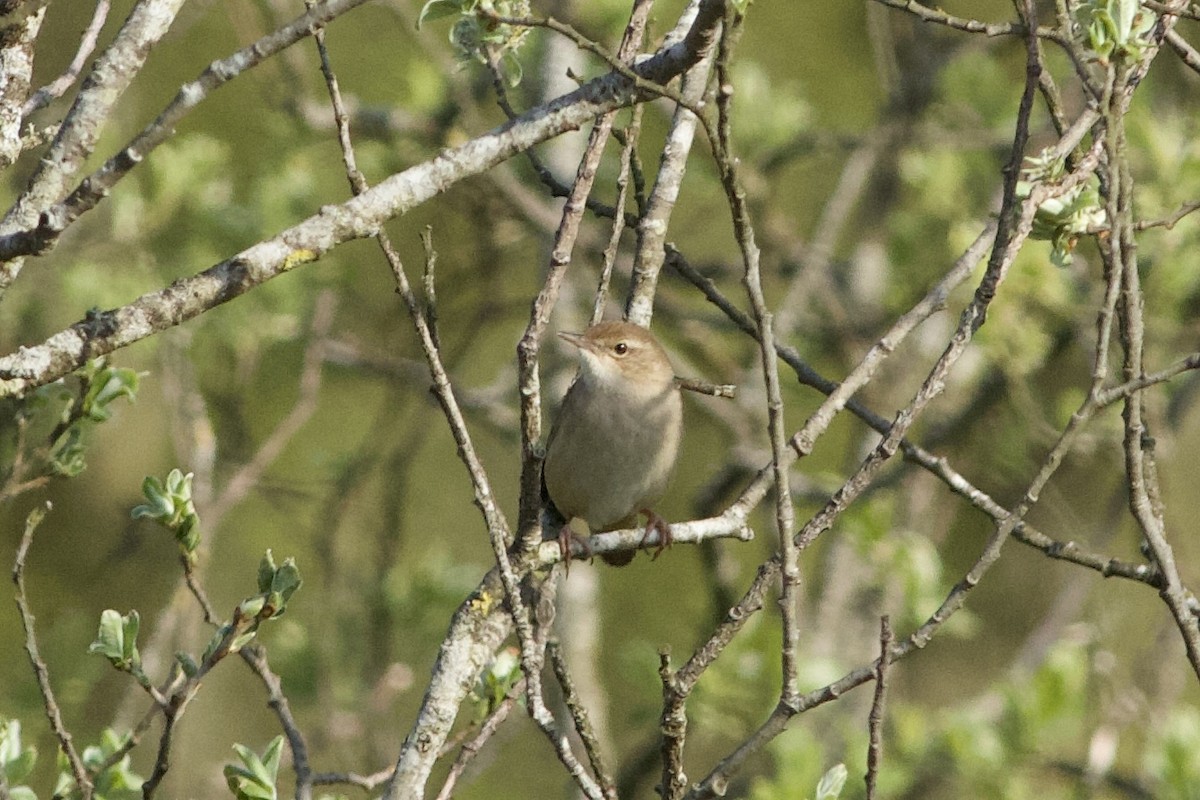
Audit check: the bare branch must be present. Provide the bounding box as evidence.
[12,503,92,798]
[0,0,730,399]
[22,0,112,116]
[0,0,187,294]
[865,617,894,800]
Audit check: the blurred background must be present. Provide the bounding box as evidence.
[2,0,1200,797]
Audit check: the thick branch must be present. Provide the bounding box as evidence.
[0,0,726,399]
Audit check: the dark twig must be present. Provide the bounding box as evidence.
[1165,28,1200,72]
[312,766,395,791]
[668,245,1160,587]
[686,7,1048,794]
[704,7,803,788]
[12,503,92,799]
[1103,58,1200,677]
[548,641,617,799]
[865,617,893,800]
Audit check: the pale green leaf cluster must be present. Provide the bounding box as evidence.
[55,729,143,800]
[131,468,200,559]
[1017,149,1106,268]
[417,0,531,86]
[224,735,284,800]
[87,610,145,684]
[1,719,37,800]
[471,646,521,718]
[29,358,139,477]
[1079,0,1156,64]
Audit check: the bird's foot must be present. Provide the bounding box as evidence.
[558,525,593,573]
[639,509,673,560]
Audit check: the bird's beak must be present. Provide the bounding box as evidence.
[557,331,586,349]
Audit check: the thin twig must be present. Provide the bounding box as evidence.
[479,9,708,122]
[668,244,1160,587]
[312,766,395,791]
[433,684,521,800]
[685,7,1048,792]
[592,106,643,325]
[707,0,803,766]
[625,0,718,327]
[240,645,313,800]
[309,20,594,799]
[675,377,736,398]
[1135,198,1200,230]
[12,503,92,798]
[548,641,617,798]
[865,617,893,800]
[22,0,112,116]
[1103,58,1200,677]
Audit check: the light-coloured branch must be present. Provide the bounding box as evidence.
[0,0,729,400]
[0,0,187,294]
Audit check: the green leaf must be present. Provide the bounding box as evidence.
[257,550,277,594]
[230,631,258,653]
[224,736,284,800]
[122,610,141,666]
[82,365,139,421]
[814,763,847,800]
[417,0,467,28]
[177,514,201,554]
[131,475,172,520]
[88,609,127,665]
[203,623,233,663]
[49,427,87,477]
[259,736,284,783]
[239,595,267,619]
[270,558,302,604]
[1,719,38,785]
[165,467,188,496]
[176,651,199,678]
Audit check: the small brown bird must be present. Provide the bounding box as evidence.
[544,320,683,566]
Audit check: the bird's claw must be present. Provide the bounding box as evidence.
[640,509,673,560]
[558,526,593,573]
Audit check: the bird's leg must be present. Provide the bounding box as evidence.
[558,524,593,572]
[639,509,673,560]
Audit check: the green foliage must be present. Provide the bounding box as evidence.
[470,646,521,718]
[201,551,303,663]
[1144,705,1200,799]
[814,763,848,800]
[1,718,38,800]
[1017,149,1106,268]
[28,358,139,478]
[224,735,284,800]
[87,610,148,688]
[416,0,531,86]
[131,468,201,560]
[54,729,143,800]
[729,61,811,157]
[1079,0,1156,64]
[748,727,846,800]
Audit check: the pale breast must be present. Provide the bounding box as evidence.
[544,381,682,532]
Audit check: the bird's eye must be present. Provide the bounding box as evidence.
[614,342,628,355]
